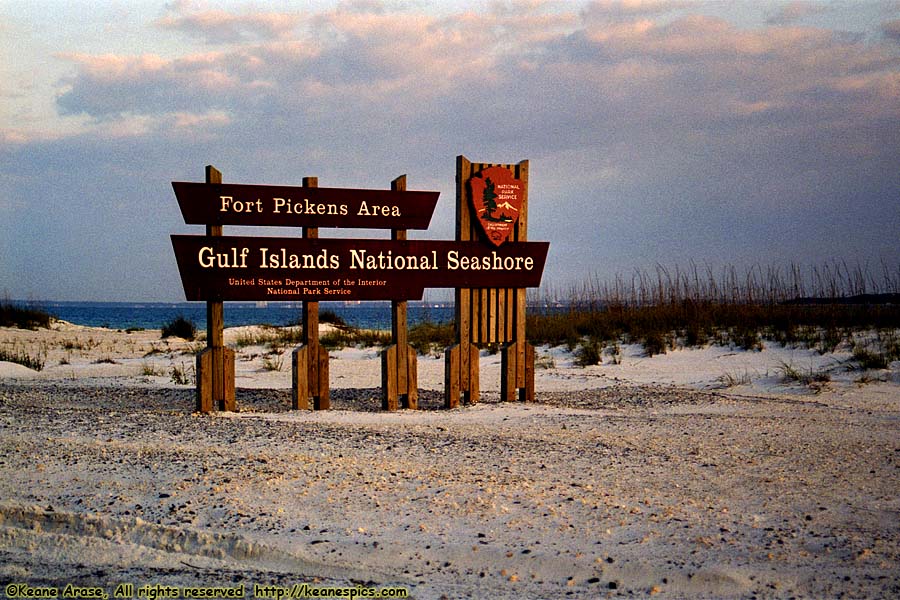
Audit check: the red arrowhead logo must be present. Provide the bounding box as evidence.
[468,166,523,247]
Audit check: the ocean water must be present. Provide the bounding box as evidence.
[36,301,456,331]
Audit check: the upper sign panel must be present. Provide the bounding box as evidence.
[173,182,440,229]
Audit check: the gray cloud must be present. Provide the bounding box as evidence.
[765,1,826,25]
[884,18,900,42]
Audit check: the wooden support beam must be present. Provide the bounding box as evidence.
[291,176,330,410]
[382,175,419,410]
[445,156,481,406]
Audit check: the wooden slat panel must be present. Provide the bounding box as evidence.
[404,346,418,410]
[523,342,535,402]
[196,349,212,413]
[488,288,498,344]
[292,346,309,410]
[499,289,506,343]
[223,347,236,411]
[468,344,480,404]
[447,156,533,404]
[444,345,459,409]
[501,344,516,402]
[458,288,470,389]
[480,288,488,344]
[315,346,330,410]
[381,345,398,411]
[507,288,514,342]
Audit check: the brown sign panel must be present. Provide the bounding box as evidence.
[171,235,549,301]
[468,166,524,246]
[172,182,440,229]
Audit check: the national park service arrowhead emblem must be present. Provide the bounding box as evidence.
[468,166,523,246]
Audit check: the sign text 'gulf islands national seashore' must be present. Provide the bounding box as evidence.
[171,180,548,301]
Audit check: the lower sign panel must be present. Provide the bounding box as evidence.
[171,235,549,301]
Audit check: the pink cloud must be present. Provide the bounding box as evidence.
[51,2,900,156]
[155,4,300,43]
[582,0,695,21]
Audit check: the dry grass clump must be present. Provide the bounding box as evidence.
[320,327,391,350]
[0,348,45,371]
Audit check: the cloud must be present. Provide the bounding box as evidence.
[46,6,900,159]
[581,0,694,22]
[4,2,900,300]
[48,5,900,192]
[155,1,301,44]
[884,18,900,42]
[55,52,249,119]
[765,1,826,26]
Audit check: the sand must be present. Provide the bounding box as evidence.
[1,322,898,599]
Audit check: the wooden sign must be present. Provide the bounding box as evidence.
[173,182,440,229]
[171,235,549,301]
[468,166,524,246]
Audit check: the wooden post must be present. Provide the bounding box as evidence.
[196,165,236,413]
[445,156,482,408]
[499,159,534,403]
[381,175,419,410]
[292,176,330,410]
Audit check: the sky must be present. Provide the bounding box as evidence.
[1,0,899,302]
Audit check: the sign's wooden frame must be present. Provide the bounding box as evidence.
[174,162,546,412]
[445,156,536,407]
[181,167,443,413]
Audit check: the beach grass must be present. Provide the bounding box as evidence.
[389,262,900,370]
[0,348,45,371]
[525,261,900,367]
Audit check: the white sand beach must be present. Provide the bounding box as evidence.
[1,322,898,599]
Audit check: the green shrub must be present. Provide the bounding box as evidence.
[0,301,53,329]
[318,309,347,327]
[161,315,197,340]
[409,320,456,356]
[734,326,763,351]
[641,331,668,357]
[777,361,831,385]
[170,363,192,385]
[320,327,391,350]
[852,345,889,370]
[574,339,601,367]
[262,354,284,371]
